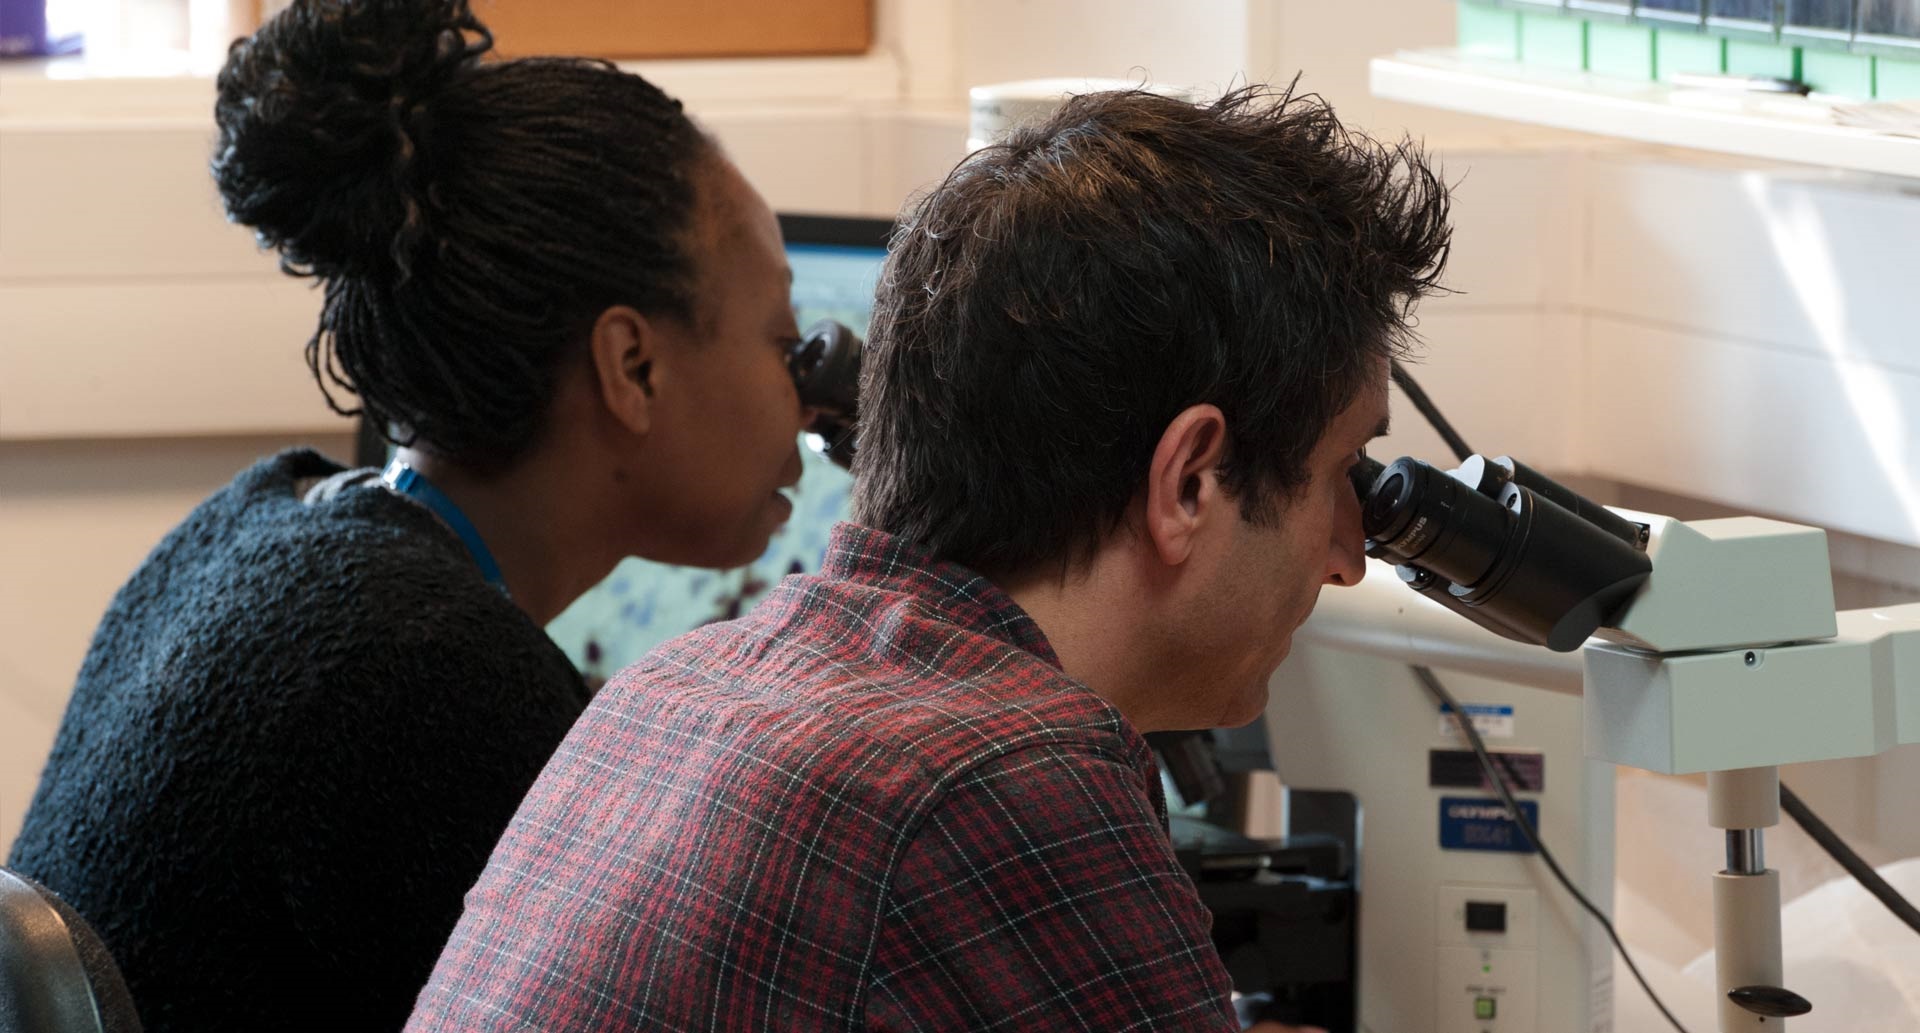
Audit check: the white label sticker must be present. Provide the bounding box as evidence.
[1438,703,1515,740]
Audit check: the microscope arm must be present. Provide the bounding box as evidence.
[1309,511,1920,774]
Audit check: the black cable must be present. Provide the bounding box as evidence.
[1388,360,1474,463]
[1411,665,1692,1033]
[1779,781,1920,935]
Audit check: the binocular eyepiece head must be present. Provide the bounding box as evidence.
[1349,452,1651,652]
[788,319,863,469]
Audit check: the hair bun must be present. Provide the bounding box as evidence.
[212,0,491,278]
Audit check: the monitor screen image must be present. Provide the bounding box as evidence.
[545,213,894,684]
[782,214,893,334]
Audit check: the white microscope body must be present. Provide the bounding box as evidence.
[1299,505,1920,1031]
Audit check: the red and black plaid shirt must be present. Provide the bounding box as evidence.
[407,523,1236,1032]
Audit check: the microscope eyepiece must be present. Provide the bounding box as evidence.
[1348,454,1386,505]
[1363,470,1406,531]
[789,319,862,417]
[1361,457,1510,592]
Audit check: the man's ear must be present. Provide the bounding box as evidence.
[588,305,663,437]
[1143,404,1230,567]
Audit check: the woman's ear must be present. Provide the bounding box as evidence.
[589,305,661,436]
[1142,404,1230,567]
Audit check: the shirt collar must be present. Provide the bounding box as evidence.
[820,523,1062,669]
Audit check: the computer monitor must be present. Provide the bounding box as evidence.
[544,212,895,682]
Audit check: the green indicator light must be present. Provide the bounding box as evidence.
[1482,964,1491,973]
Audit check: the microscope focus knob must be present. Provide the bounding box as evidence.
[1727,985,1812,1018]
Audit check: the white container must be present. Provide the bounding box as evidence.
[966,77,1196,152]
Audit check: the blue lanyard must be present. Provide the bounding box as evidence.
[379,459,508,595]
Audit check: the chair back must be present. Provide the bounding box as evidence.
[0,866,142,1033]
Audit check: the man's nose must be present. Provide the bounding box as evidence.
[1325,484,1368,587]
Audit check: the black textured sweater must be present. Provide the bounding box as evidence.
[9,449,589,1032]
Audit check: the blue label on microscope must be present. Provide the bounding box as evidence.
[1438,796,1539,853]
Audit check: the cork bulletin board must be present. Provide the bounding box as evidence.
[473,0,872,58]
[246,1,872,58]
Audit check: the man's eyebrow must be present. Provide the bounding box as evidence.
[1372,416,1392,439]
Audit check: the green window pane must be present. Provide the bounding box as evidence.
[1785,0,1856,30]
[1861,0,1920,37]
[1710,0,1778,18]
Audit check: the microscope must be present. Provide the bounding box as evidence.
[1314,448,1920,1032]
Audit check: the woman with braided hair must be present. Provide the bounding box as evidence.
[7,1,815,1028]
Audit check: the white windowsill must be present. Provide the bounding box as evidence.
[1372,48,1920,181]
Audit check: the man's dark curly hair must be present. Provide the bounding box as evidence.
[851,85,1452,579]
[212,0,709,469]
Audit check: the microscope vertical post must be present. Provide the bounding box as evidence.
[1708,766,1783,1031]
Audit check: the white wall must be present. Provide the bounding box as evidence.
[953,0,1256,93]
[0,62,366,850]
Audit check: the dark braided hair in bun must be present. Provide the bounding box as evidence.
[213,0,711,469]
